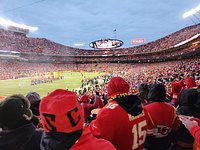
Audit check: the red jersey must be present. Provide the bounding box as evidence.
[90,101,147,150]
[143,102,180,149]
[190,118,200,150]
[71,125,116,150]
[144,102,180,134]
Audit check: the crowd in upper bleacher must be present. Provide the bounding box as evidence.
[0,22,200,149]
[0,29,74,55]
[0,24,199,56]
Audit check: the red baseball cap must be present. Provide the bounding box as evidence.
[40,89,84,133]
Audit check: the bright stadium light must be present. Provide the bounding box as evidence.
[0,17,38,32]
[74,43,85,46]
[182,4,200,18]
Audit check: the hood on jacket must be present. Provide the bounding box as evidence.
[195,86,200,107]
[114,94,142,116]
[179,89,198,106]
[0,123,40,150]
[148,83,166,102]
[26,92,41,116]
[41,129,82,150]
[137,83,149,100]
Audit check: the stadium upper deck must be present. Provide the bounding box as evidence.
[0,24,199,57]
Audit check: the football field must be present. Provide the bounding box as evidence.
[0,71,105,97]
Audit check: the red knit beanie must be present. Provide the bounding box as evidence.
[40,89,84,133]
[80,94,90,103]
[107,77,129,98]
[171,81,182,94]
[185,77,196,89]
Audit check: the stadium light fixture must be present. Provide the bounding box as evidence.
[0,17,38,32]
[74,43,85,46]
[182,4,200,18]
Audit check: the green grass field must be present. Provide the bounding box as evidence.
[0,71,105,97]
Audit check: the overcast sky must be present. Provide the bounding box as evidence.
[0,0,199,49]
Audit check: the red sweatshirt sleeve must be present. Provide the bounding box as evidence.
[90,108,115,141]
[87,99,99,111]
[190,125,200,143]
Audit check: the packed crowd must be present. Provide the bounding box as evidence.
[0,29,75,55]
[121,24,200,53]
[0,24,199,56]
[0,73,200,150]
[0,57,199,83]
[65,44,200,63]
[0,60,80,80]
[0,23,200,150]
[75,24,200,55]
[0,58,199,150]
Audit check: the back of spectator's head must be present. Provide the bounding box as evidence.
[148,83,166,102]
[185,77,196,89]
[137,83,149,99]
[0,95,33,130]
[107,76,129,98]
[137,83,148,92]
[179,89,198,106]
[26,92,40,104]
[40,89,84,133]
[171,81,183,94]
[79,93,90,103]
[178,80,185,87]
[26,92,41,116]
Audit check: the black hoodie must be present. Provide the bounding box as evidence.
[173,89,200,147]
[40,129,82,150]
[147,83,166,102]
[0,123,42,150]
[144,83,173,150]
[178,89,200,117]
[114,94,143,116]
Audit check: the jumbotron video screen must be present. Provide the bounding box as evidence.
[89,39,123,49]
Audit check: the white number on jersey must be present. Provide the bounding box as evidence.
[132,120,147,150]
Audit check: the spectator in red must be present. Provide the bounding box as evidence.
[185,77,197,89]
[40,89,116,150]
[171,89,200,150]
[90,77,147,150]
[171,81,183,107]
[179,115,200,150]
[143,83,180,150]
[80,93,103,123]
